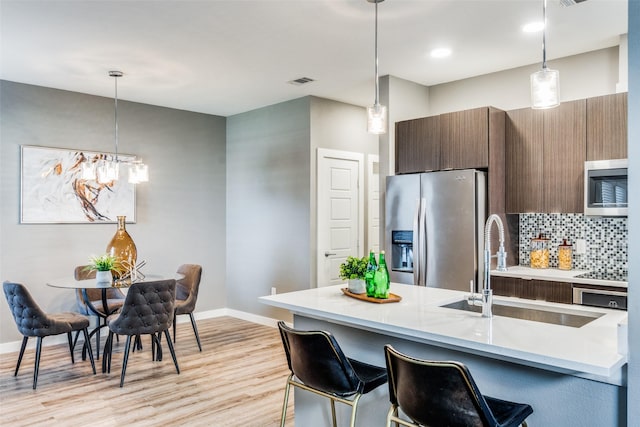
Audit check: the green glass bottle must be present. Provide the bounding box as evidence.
[365,250,378,297]
[373,251,390,299]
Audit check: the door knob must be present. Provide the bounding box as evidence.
[324,251,337,257]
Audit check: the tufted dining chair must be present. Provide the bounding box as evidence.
[3,281,96,389]
[173,264,203,350]
[102,279,179,387]
[384,345,533,427]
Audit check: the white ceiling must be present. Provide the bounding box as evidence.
[0,0,628,117]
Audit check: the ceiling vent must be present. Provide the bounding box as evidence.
[559,0,588,7]
[287,77,315,86]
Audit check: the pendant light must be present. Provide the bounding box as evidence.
[530,0,560,109]
[366,0,387,134]
[81,71,149,184]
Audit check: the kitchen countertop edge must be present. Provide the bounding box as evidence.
[260,283,627,386]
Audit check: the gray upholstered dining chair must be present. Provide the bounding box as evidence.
[102,279,179,387]
[3,281,96,389]
[73,265,126,359]
[173,264,203,350]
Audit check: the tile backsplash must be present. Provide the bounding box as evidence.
[518,213,628,273]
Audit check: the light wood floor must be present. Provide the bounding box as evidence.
[0,316,294,426]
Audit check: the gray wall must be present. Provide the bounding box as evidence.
[226,96,379,320]
[226,97,311,319]
[0,81,227,344]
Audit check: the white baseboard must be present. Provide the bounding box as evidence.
[0,309,279,355]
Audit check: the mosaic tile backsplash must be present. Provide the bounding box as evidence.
[518,213,628,273]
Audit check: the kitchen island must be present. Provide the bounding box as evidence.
[260,283,628,427]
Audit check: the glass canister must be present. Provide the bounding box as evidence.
[530,233,550,269]
[558,239,573,270]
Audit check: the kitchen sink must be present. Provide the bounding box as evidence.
[440,299,604,328]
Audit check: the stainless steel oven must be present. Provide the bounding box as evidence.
[573,286,627,310]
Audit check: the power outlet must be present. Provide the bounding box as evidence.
[575,239,586,254]
[271,287,277,295]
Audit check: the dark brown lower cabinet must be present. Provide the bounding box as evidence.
[491,276,573,304]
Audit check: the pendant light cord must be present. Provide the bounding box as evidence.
[374,0,380,107]
[542,0,547,70]
[114,74,119,162]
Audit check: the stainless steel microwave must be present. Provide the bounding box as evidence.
[584,159,628,216]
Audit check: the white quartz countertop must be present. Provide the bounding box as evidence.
[491,266,628,288]
[260,283,628,385]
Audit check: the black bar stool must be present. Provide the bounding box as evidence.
[277,321,387,427]
[384,345,533,427]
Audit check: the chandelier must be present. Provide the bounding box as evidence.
[81,71,149,184]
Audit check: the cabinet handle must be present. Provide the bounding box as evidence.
[324,252,337,257]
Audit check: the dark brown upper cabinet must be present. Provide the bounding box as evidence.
[395,116,440,174]
[506,100,586,214]
[440,107,490,170]
[586,92,628,161]
[395,107,504,174]
[543,99,587,213]
[505,107,544,213]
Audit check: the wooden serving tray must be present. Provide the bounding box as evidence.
[341,288,402,303]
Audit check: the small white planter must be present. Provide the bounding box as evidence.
[96,270,113,284]
[348,278,366,294]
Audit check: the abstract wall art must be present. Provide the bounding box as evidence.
[20,145,136,223]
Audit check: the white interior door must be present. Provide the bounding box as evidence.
[317,149,364,288]
[367,154,380,254]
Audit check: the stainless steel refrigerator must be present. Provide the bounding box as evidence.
[385,169,486,292]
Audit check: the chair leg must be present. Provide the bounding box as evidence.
[151,333,156,361]
[67,332,75,364]
[348,394,361,427]
[95,326,101,361]
[154,333,163,361]
[82,328,96,375]
[15,336,28,377]
[330,399,337,427]
[188,313,202,351]
[33,336,43,390]
[102,331,114,374]
[72,330,81,358]
[173,312,177,343]
[163,329,180,374]
[280,375,293,427]
[119,335,133,387]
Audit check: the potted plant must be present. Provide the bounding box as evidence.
[339,256,368,294]
[85,254,123,284]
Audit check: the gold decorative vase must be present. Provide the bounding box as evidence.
[106,216,137,276]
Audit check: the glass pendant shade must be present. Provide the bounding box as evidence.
[97,160,119,184]
[531,67,560,109]
[129,162,149,184]
[80,161,97,180]
[367,104,387,134]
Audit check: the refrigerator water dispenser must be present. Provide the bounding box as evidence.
[391,230,413,272]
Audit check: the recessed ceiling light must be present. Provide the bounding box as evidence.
[522,21,544,33]
[430,48,451,58]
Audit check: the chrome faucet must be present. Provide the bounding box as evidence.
[467,214,507,317]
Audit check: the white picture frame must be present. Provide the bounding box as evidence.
[20,145,136,223]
